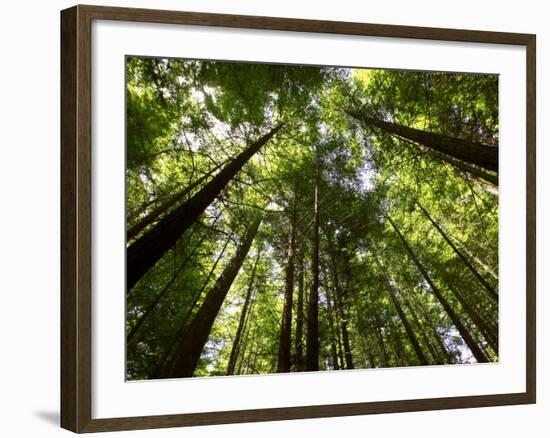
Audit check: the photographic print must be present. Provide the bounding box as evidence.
[125,57,499,381]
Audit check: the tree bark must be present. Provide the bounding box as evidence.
[327,244,354,369]
[127,124,283,291]
[388,216,489,363]
[306,153,321,371]
[387,284,429,365]
[127,165,221,241]
[428,148,498,187]
[416,201,498,302]
[162,216,262,378]
[227,245,262,375]
[277,194,297,372]
[347,111,498,172]
[294,246,305,372]
[150,235,231,378]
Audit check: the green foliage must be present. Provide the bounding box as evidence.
[126,57,499,380]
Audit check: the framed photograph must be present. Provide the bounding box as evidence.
[60,4,536,433]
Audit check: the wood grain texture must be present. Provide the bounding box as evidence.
[60,4,536,433]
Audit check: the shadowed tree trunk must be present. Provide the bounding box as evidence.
[277,192,297,373]
[325,285,342,370]
[227,245,262,376]
[347,110,498,172]
[388,216,489,363]
[294,246,305,372]
[387,284,429,365]
[162,216,262,378]
[327,245,354,370]
[306,152,320,371]
[127,229,214,342]
[372,312,390,367]
[416,201,498,302]
[150,235,232,379]
[127,164,223,241]
[127,124,283,291]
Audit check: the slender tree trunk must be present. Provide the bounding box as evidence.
[127,165,221,241]
[162,216,262,378]
[327,246,354,369]
[387,284,428,365]
[306,153,321,371]
[453,238,498,281]
[410,288,457,364]
[444,280,499,354]
[388,216,489,363]
[277,193,297,372]
[227,246,262,375]
[398,285,448,364]
[372,312,390,367]
[294,247,305,371]
[127,125,283,291]
[325,285,342,370]
[416,202,498,302]
[347,110,498,172]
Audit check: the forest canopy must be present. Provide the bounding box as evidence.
[125,57,499,380]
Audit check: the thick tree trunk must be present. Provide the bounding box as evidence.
[127,125,283,291]
[162,216,262,378]
[150,236,231,378]
[416,202,498,302]
[388,216,489,363]
[127,165,221,241]
[294,247,305,372]
[429,149,498,187]
[127,230,213,342]
[227,246,262,375]
[306,154,321,371]
[347,111,498,172]
[277,194,297,373]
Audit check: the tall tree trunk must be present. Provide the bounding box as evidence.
[327,245,354,369]
[372,312,390,367]
[410,287,457,364]
[388,216,489,363]
[127,165,222,241]
[127,124,283,291]
[162,216,262,378]
[347,111,498,172]
[306,153,321,371]
[325,285,342,370]
[127,230,211,342]
[277,193,297,372]
[227,246,262,376]
[443,280,498,354]
[428,148,498,188]
[150,235,231,378]
[294,246,305,371]
[416,201,498,302]
[453,237,498,281]
[398,285,448,364]
[387,284,429,365]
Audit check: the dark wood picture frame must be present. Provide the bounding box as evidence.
[61,4,536,433]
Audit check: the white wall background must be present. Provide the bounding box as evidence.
[0,0,545,436]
